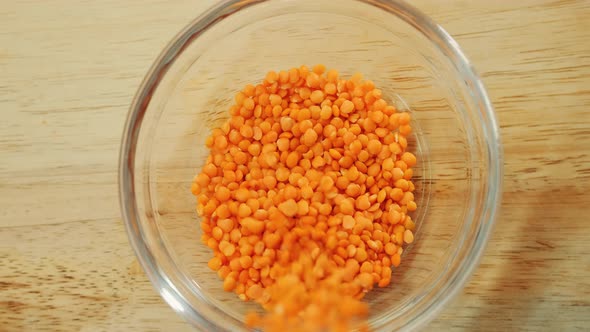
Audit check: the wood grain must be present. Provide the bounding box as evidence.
[1,0,589,331]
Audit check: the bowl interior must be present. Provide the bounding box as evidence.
[123,0,500,331]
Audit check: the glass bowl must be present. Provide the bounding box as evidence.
[119,0,503,331]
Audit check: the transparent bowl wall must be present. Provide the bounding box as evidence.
[119,0,503,331]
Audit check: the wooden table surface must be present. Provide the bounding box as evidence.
[1,0,589,331]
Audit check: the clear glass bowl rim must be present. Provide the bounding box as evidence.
[119,0,503,330]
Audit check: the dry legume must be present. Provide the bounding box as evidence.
[192,65,418,332]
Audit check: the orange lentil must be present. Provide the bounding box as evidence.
[360,261,374,274]
[340,100,354,114]
[297,200,310,216]
[324,82,337,95]
[211,227,223,241]
[407,200,418,212]
[392,167,405,181]
[395,179,409,191]
[238,203,252,218]
[274,168,291,184]
[219,240,236,257]
[355,195,371,210]
[208,257,223,271]
[313,64,326,75]
[278,199,298,217]
[310,90,325,104]
[301,128,318,147]
[355,247,368,262]
[403,230,415,244]
[192,65,418,332]
[318,175,334,192]
[367,139,382,155]
[342,215,356,230]
[398,112,410,125]
[401,152,417,167]
[215,186,231,202]
[241,217,265,234]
